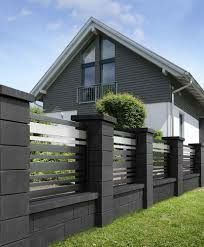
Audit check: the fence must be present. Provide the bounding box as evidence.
[29,113,87,198]
[153,141,170,179]
[183,145,196,175]
[113,130,136,186]
[0,85,203,247]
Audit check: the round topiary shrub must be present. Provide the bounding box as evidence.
[96,93,146,129]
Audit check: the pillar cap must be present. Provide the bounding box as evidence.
[0,85,35,102]
[163,136,185,141]
[189,143,204,147]
[129,128,154,134]
[72,114,117,124]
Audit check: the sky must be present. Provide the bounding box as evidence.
[0,0,204,93]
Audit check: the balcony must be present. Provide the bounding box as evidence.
[77,82,118,104]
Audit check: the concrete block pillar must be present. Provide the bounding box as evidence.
[134,128,154,209]
[0,85,34,246]
[189,143,204,187]
[163,137,184,196]
[72,114,116,227]
[199,117,204,144]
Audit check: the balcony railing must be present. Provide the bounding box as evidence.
[77,82,118,104]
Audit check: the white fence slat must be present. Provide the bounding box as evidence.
[30,135,86,146]
[114,136,136,146]
[153,143,170,150]
[30,122,86,140]
[114,144,136,150]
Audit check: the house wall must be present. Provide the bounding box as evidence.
[145,102,171,136]
[115,42,172,103]
[173,104,199,144]
[43,34,172,114]
[145,102,199,144]
[42,33,203,145]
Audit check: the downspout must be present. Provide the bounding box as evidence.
[171,77,193,136]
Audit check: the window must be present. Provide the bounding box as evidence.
[102,39,115,60]
[102,62,115,84]
[83,66,95,87]
[82,41,95,86]
[179,113,184,137]
[82,42,95,64]
[101,38,115,84]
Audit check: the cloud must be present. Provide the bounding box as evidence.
[55,0,146,43]
[7,16,17,22]
[27,0,146,44]
[132,28,145,43]
[28,0,52,6]
[7,8,32,22]
[20,8,32,16]
[47,21,63,31]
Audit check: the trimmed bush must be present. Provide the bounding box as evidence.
[96,93,146,129]
[153,130,163,141]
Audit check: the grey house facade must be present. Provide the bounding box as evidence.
[31,18,204,144]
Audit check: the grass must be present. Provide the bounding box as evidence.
[52,188,204,247]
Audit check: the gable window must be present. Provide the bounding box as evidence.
[101,38,115,84]
[82,41,95,86]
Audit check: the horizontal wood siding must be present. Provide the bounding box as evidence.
[43,33,203,119]
[174,87,204,119]
[115,42,172,103]
[43,52,81,113]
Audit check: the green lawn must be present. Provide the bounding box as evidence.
[52,188,204,247]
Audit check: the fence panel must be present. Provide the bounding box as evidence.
[183,145,195,175]
[153,141,170,179]
[113,130,136,186]
[29,113,87,198]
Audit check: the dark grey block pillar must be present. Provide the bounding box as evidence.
[199,118,204,144]
[0,85,34,246]
[189,144,204,187]
[72,114,116,227]
[163,137,184,196]
[134,128,154,209]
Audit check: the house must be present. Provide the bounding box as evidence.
[31,17,204,144]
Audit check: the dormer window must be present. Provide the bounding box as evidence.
[82,41,95,87]
[101,38,115,84]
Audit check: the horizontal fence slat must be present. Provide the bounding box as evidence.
[30,154,82,160]
[30,161,83,172]
[30,135,86,146]
[30,122,86,140]
[30,144,84,153]
[114,145,136,150]
[114,130,135,138]
[30,172,81,180]
[114,136,136,146]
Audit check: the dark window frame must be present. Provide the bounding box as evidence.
[100,37,116,84]
[81,40,96,87]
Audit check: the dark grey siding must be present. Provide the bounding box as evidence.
[173,81,204,119]
[43,51,81,113]
[115,42,172,103]
[43,33,203,120]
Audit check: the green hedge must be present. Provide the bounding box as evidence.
[96,93,146,129]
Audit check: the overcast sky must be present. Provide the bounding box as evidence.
[1,0,204,92]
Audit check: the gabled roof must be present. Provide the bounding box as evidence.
[31,17,204,106]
